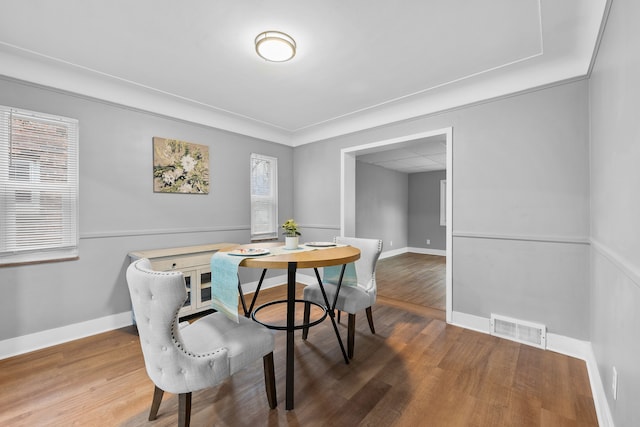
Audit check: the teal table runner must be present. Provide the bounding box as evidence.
[210,252,245,323]
[323,262,357,287]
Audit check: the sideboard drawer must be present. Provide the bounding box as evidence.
[152,253,213,271]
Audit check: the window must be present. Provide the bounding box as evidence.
[250,153,278,240]
[0,106,79,265]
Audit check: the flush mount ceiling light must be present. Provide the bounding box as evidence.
[255,31,296,62]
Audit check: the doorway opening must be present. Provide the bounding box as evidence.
[340,127,452,323]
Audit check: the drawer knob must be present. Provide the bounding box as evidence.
[172,263,177,269]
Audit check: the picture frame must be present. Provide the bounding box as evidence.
[153,137,209,194]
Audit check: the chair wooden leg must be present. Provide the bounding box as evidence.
[178,393,192,427]
[302,301,310,340]
[148,386,164,421]
[347,313,356,359]
[263,352,278,409]
[366,306,375,334]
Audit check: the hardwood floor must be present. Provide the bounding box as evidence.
[0,255,598,426]
[377,253,446,311]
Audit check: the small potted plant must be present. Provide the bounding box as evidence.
[282,219,301,249]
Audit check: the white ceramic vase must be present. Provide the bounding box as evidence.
[285,236,299,249]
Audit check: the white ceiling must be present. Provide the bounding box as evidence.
[357,135,447,174]
[0,1,608,147]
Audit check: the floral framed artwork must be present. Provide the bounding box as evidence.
[153,137,209,194]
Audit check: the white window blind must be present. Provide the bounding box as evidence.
[250,153,278,240]
[0,106,79,265]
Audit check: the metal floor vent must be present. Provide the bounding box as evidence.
[490,314,546,349]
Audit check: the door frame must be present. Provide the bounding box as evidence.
[340,127,453,323]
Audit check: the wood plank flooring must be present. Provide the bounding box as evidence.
[377,253,446,310]
[0,254,598,426]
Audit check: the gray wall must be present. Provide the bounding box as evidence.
[291,138,343,242]
[589,0,640,424]
[0,77,293,340]
[355,161,408,249]
[1,76,591,345]
[408,170,446,250]
[294,79,590,339]
[354,165,447,252]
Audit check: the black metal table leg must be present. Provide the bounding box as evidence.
[327,309,349,364]
[238,277,249,317]
[238,269,268,317]
[313,267,350,364]
[285,262,296,410]
[248,269,268,314]
[250,260,354,409]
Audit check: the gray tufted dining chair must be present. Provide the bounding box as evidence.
[303,236,383,359]
[126,258,277,427]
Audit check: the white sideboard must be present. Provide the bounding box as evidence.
[128,243,236,318]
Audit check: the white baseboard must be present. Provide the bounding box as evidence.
[546,333,613,426]
[408,247,446,256]
[379,247,408,259]
[380,246,446,259]
[582,343,615,427]
[546,332,591,359]
[451,310,490,334]
[0,311,133,360]
[451,310,613,427]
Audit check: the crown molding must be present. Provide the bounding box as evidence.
[0,42,294,145]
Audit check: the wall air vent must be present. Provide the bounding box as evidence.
[490,314,546,349]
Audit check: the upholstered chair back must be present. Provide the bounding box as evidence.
[126,258,229,394]
[334,236,383,293]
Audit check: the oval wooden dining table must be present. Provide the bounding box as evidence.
[221,242,360,410]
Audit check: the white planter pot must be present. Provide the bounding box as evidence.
[285,236,299,249]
